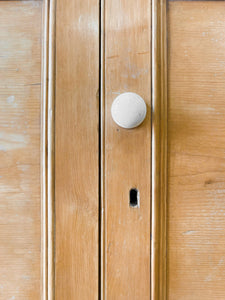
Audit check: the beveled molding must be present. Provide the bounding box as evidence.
[41,1,56,299]
[151,0,168,299]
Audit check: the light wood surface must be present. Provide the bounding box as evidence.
[2,1,225,299]
[55,0,99,299]
[151,0,167,299]
[46,0,56,299]
[102,0,151,298]
[167,1,225,299]
[0,1,43,299]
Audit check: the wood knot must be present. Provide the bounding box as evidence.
[204,179,213,186]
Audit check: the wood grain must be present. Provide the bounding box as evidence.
[55,0,99,299]
[151,0,167,299]
[167,2,225,299]
[0,1,43,299]
[46,0,56,299]
[102,0,151,298]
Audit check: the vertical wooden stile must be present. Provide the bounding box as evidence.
[41,1,56,298]
[151,0,168,299]
[47,0,56,299]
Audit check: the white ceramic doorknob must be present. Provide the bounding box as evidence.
[111,92,147,129]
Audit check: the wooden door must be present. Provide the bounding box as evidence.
[0,0,225,299]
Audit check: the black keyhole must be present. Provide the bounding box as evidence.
[129,188,139,208]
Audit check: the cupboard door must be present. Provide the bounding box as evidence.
[55,0,100,299]
[4,1,225,299]
[101,0,151,299]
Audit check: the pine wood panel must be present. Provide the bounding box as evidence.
[0,1,43,299]
[167,2,225,299]
[55,0,99,299]
[102,0,151,298]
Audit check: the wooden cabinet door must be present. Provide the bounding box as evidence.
[1,0,225,299]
